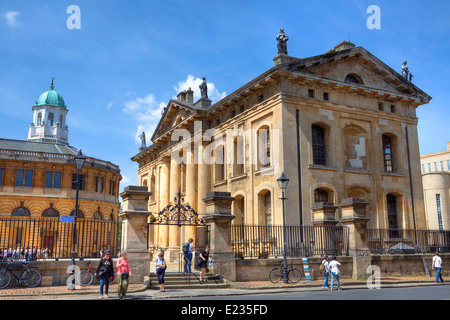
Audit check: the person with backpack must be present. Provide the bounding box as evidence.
[182,238,195,274]
[320,256,330,290]
[155,252,167,292]
[95,250,115,299]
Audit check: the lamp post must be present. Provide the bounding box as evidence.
[277,172,289,284]
[71,150,86,268]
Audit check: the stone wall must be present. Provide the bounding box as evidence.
[371,253,450,276]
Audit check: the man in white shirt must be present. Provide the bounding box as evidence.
[321,256,330,290]
[432,252,444,284]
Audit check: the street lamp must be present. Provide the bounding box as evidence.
[277,172,289,284]
[71,150,86,278]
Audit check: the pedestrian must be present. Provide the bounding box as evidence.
[155,252,166,292]
[99,248,104,258]
[95,249,114,299]
[117,250,131,299]
[198,245,210,282]
[321,255,330,290]
[182,238,195,274]
[432,252,444,284]
[329,256,341,291]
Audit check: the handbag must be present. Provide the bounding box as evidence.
[122,272,129,279]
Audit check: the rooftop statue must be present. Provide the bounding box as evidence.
[199,77,208,99]
[139,131,146,150]
[276,28,289,55]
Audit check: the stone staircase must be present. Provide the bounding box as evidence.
[148,272,230,290]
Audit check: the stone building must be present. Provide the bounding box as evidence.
[0,83,122,258]
[421,143,450,230]
[132,38,431,261]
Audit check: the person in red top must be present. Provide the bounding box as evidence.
[116,250,131,299]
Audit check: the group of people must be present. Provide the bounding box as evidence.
[0,246,50,262]
[320,252,445,290]
[95,249,131,299]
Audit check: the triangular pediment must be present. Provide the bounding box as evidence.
[151,99,204,142]
[283,46,431,103]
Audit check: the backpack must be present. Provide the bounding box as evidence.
[319,262,326,274]
[182,242,190,254]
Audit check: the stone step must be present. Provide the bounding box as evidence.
[148,272,229,290]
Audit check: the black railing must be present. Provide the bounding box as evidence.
[0,216,120,260]
[231,224,349,259]
[367,228,450,254]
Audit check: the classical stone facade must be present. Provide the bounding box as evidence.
[0,83,122,257]
[421,143,450,230]
[132,39,431,261]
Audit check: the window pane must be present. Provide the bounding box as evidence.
[382,135,393,172]
[16,170,24,187]
[99,177,103,193]
[95,177,98,192]
[312,125,326,165]
[24,170,33,187]
[0,168,3,186]
[53,172,61,189]
[72,174,86,190]
[45,172,53,188]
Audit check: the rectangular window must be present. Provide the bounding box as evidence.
[95,177,99,192]
[231,110,236,118]
[45,172,53,188]
[240,105,245,113]
[447,160,450,170]
[308,89,315,98]
[422,164,425,173]
[24,170,33,187]
[382,135,393,172]
[53,172,61,189]
[378,103,383,111]
[257,94,264,103]
[99,177,104,193]
[0,168,3,186]
[323,92,329,101]
[428,163,432,172]
[434,162,438,171]
[72,174,86,190]
[390,105,396,113]
[16,170,24,187]
[441,161,444,171]
[312,125,326,166]
[436,194,444,231]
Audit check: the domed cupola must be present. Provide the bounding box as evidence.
[28,79,70,145]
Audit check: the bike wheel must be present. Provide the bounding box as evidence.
[269,268,283,283]
[22,269,42,287]
[79,270,94,286]
[0,270,11,289]
[288,268,302,283]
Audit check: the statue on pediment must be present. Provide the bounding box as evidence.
[401,61,409,79]
[199,77,208,99]
[139,131,146,151]
[276,28,289,55]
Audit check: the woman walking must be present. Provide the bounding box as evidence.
[95,250,114,299]
[117,250,131,299]
[155,253,167,292]
[329,256,341,291]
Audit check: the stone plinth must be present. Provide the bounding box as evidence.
[339,198,370,280]
[119,186,152,284]
[312,202,338,226]
[202,192,236,281]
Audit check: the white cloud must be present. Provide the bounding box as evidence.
[173,75,226,103]
[3,11,20,26]
[124,76,226,146]
[106,102,113,110]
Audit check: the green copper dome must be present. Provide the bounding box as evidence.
[35,85,67,109]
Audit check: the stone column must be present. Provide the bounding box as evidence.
[167,157,180,261]
[159,160,170,249]
[202,192,236,281]
[339,198,371,280]
[185,147,197,243]
[197,142,211,217]
[119,186,152,284]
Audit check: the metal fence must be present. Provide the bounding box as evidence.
[231,224,349,259]
[0,216,120,260]
[367,228,450,254]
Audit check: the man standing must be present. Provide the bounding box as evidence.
[183,238,195,274]
[432,252,444,284]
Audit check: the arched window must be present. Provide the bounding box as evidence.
[233,136,245,176]
[258,190,272,225]
[344,126,367,169]
[37,113,42,126]
[312,124,326,165]
[48,113,54,126]
[314,188,329,203]
[70,210,84,218]
[12,207,31,216]
[42,208,60,217]
[214,144,225,182]
[382,134,394,172]
[345,73,364,85]
[387,193,400,237]
[233,195,245,224]
[59,115,63,128]
[257,127,271,168]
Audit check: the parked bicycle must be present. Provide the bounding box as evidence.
[78,260,115,286]
[269,261,302,284]
[0,261,42,289]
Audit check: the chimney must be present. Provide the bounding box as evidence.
[447,142,450,151]
[185,87,194,103]
[177,90,186,102]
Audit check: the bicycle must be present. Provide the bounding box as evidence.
[78,260,115,286]
[0,261,42,289]
[269,261,302,284]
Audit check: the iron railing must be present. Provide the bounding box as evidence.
[0,216,120,260]
[367,228,450,254]
[231,224,349,259]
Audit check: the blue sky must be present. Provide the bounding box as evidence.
[1,0,449,193]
